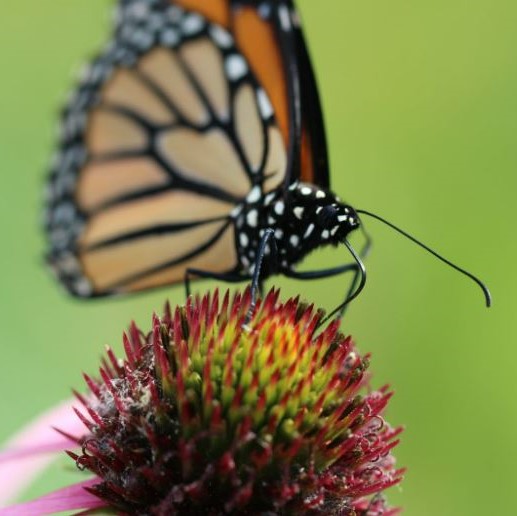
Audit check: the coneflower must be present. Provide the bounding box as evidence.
[0,289,404,515]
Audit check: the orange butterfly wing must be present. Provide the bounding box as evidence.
[46,0,290,297]
[175,0,324,186]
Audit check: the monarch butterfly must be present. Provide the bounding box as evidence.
[44,0,490,312]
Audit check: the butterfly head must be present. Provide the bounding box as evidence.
[285,183,360,244]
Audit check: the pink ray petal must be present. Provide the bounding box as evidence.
[0,399,88,505]
[0,477,106,515]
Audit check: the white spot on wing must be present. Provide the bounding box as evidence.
[127,2,149,20]
[160,28,180,47]
[226,54,248,81]
[322,230,330,240]
[247,186,261,203]
[58,254,80,275]
[209,25,234,48]
[291,8,302,28]
[182,13,204,35]
[259,4,272,19]
[166,6,183,23]
[230,205,243,218]
[257,89,273,119]
[275,229,284,239]
[316,190,326,199]
[278,5,291,31]
[73,278,93,297]
[300,186,312,196]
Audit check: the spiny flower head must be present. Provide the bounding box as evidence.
[69,289,404,515]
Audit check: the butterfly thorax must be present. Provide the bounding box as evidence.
[233,182,360,276]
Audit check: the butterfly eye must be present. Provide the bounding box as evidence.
[316,205,339,229]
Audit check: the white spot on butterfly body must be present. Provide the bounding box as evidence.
[331,226,340,236]
[338,215,348,223]
[264,192,276,206]
[290,235,300,247]
[209,25,234,48]
[247,186,261,203]
[304,224,315,239]
[322,230,330,240]
[257,89,274,119]
[274,201,285,216]
[294,207,304,219]
[226,54,248,81]
[316,190,326,199]
[240,233,249,248]
[182,13,204,35]
[247,209,259,227]
[300,186,312,196]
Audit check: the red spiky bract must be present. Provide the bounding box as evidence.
[72,289,404,515]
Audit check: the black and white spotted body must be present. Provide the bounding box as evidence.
[233,182,360,276]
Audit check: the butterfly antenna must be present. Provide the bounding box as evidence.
[319,239,367,324]
[356,209,492,307]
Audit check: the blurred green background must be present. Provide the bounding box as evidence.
[0,1,515,514]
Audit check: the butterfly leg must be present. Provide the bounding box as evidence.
[284,231,372,322]
[244,229,278,326]
[337,228,372,317]
[283,263,358,281]
[283,225,372,282]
